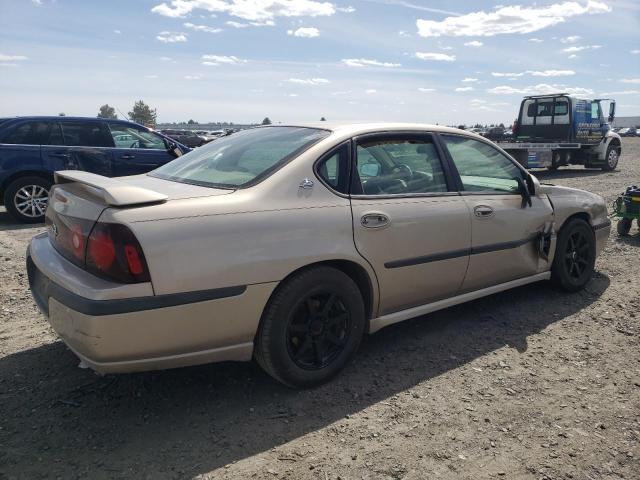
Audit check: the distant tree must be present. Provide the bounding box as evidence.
[58,112,66,116]
[457,124,466,130]
[128,100,157,127]
[187,119,197,125]
[320,117,326,121]
[97,104,117,119]
[261,117,272,125]
[499,122,505,128]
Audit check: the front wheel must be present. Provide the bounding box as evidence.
[602,144,619,171]
[254,266,366,388]
[3,176,52,223]
[617,218,632,236]
[551,218,596,292]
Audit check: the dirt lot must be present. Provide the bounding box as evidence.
[1,139,639,480]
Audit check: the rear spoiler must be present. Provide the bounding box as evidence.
[54,170,168,207]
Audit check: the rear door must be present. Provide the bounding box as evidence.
[349,132,471,315]
[57,120,114,176]
[107,123,175,176]
[440,134,553,293]
[0,120,48,175]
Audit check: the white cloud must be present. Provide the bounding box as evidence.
[455,86,474,92]
[530,69,575,77]
[0,63,18,67]
[151,0,336,22]
[183,23,222,33]
[398,30,410,37]
[462,77,478,82]
[417,88,435,92]
[417,1,611,37]
[568,54,578,59]
[0,54,28,62]
[620,78,640,84]
[145,74,159,79]
[488,83,594,96]
[184,75,202,80]
[464,40,483,47]
[114,29,122,34]
[529,37,543,43]
[287,27,319,37]
[341,58,401,67]
[156,31,187,43]
[226,19,274,27]
[492,69,575,78]
[599,90,640,95]
[289,93,299,97]
[288,77,330,85]
[365,89,377,94]
[160,56,173,61]
[560,35,581,43]
[337,5,355,12]
[562,44,601,53]
[201,54,246,65]
[415,52,456,62]
[632,49,640,55]
[226,21,248,28]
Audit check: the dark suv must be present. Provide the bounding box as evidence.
[0,117,189,223]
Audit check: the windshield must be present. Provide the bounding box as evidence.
[149,126,330,188]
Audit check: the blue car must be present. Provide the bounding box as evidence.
[0,116,189,223]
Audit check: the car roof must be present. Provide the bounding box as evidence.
[2,116,148,127]
[262,122,478,138]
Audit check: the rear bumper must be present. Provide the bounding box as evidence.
[27,235,276,374]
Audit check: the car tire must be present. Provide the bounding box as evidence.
[3,176,52,223]
[601,144,619,171]
[551,218,596,292]
[617,218,632,236]
[547,152,560,171]
[254,266,366,389]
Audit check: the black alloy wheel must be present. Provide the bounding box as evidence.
[286,292,351,370]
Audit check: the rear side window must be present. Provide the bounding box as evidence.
[61,122,113,147]
[1,121,50,145]
[316,143,350,194]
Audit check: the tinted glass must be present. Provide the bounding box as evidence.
[526,100,568,117]
[150,127,330,188]
[61,122,113,147]
[316,143,349,194]
[442,135,524,193]
[1,121,50,144]
[109,124,167,149]
[44,122,64,146]
[353,137,448,195]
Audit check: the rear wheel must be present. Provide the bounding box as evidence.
[602,144,619,171]
[3,176,52,223]
[255,266,366,388]
[617,218,632,236]
[551,218,596,292]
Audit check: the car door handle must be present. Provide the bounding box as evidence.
[120,154,136,159]
[361,213,390,228]
[474,205,494,218]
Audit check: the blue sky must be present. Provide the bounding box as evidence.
[0,0,638,124]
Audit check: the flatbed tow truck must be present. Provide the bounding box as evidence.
[496,93,622,171]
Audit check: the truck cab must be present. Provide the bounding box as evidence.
[501,94,621,171]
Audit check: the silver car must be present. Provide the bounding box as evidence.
[27,123,611,387]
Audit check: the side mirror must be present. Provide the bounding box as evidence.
[608,101,616,123]
[516,176,533,208]
[359,163,381,177]
[168,142,183,158]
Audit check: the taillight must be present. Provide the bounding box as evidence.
[86,223,151,283]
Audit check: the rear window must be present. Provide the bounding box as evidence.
[150,126,330,188]
[526,100,569,117]
[1,121,50,145]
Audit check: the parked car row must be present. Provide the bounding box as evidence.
[0,116,190,222]
[613,127,638,137]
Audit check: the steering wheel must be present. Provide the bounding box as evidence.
[392,163,413,181]
[129,140,140,148]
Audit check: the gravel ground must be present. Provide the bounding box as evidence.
[1,139,638,480]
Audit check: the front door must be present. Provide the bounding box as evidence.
[57,120,114,177]
[349,133,471,316]
[107,123,175,176]
[439,134,554,293]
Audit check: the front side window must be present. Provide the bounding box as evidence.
[150,126,330,188]
[352,136,448,195]
[442,135,524,193]
[61,122,113,148]
[1,121,50,145]
[109,124,167,150]
[591,102,601,121]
